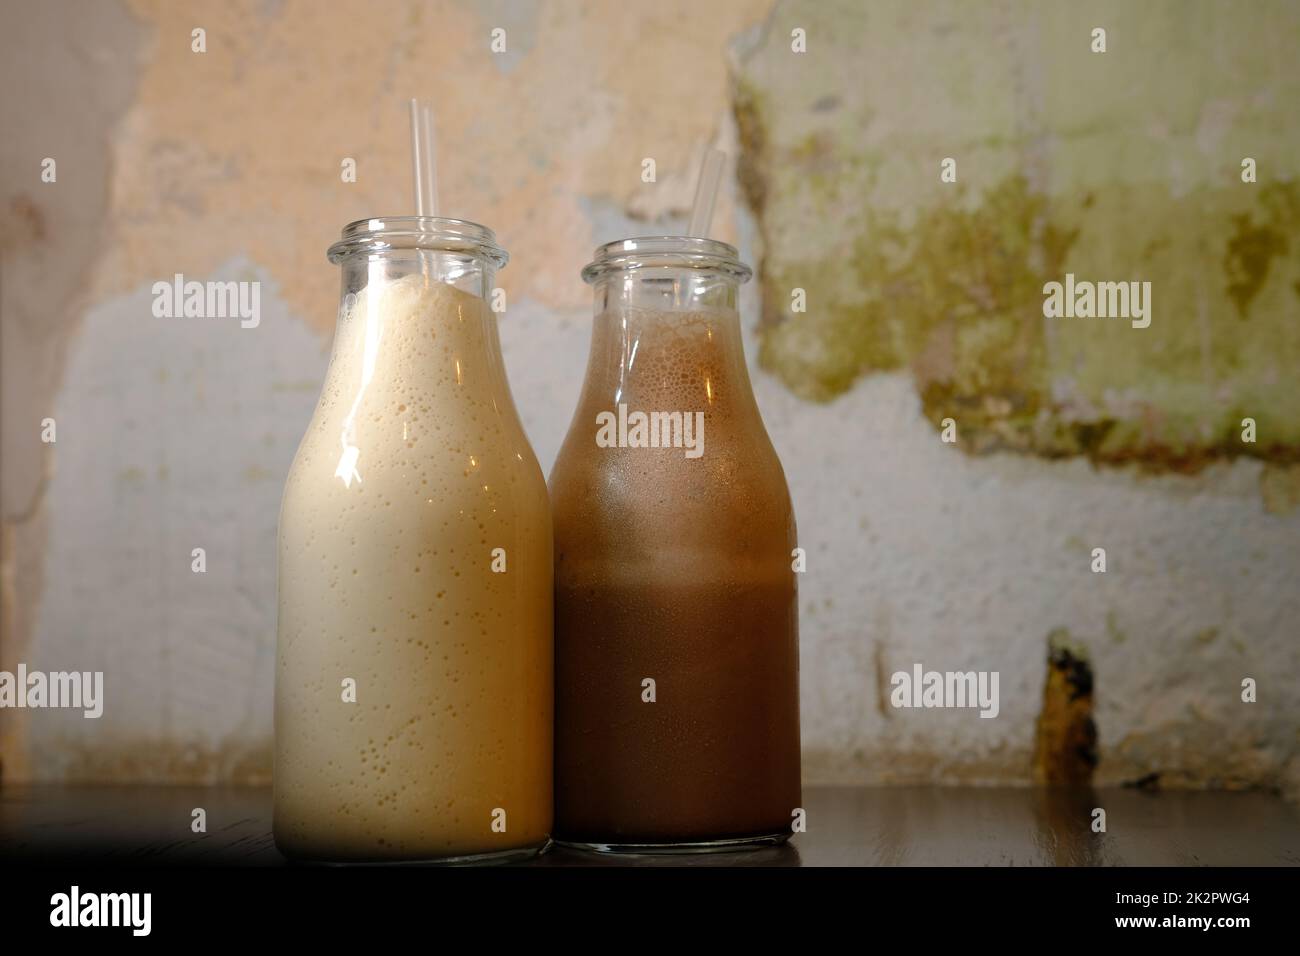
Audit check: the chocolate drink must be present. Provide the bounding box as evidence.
[551,238,801,848]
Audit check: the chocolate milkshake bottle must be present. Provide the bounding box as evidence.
[550,234,801,851]
[274,216,552,862]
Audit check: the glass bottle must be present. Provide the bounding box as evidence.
[550,236,801,851]
[274,217,552,863]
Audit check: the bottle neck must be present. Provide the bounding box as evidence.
[338,249,497,307]
[328,216,506,339]
[584,269,757,418]
[325,251,514,424]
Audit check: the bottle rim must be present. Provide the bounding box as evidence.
[327,216,509,268]
[581,236,752,285]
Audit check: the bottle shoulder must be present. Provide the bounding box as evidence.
[550,436,794,540]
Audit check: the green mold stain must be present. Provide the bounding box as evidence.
[1193,626,1220,645]
[1225,214,1286,317]
[1106,610,1127,644]
[1225,183,1300,317]
[743,158,1300,470]
[756,172,1074,422]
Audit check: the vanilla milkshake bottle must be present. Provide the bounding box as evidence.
[274,216,552,862]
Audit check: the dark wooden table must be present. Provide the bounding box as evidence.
[3,784,1297,866]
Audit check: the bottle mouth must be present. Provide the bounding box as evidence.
[581,236,752,285]
[327,216,509,268]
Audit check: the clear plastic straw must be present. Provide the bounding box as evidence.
[408,98,438,217]
[422,104,439,218]
[687,148,725,238]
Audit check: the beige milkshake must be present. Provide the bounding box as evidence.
[275,220,552,862]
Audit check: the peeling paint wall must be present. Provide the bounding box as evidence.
[1,0,147,780]
[1,0,1297,795]
[730,0,1300,794]
[735,0,1300,474]
[1,0,773,783]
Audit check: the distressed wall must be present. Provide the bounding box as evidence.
[736,0,1300,474]
[1,0,1297,794]
[730,0,1299,792]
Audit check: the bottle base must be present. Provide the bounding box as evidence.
[287,838,551,867]
[555,831,791,855]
